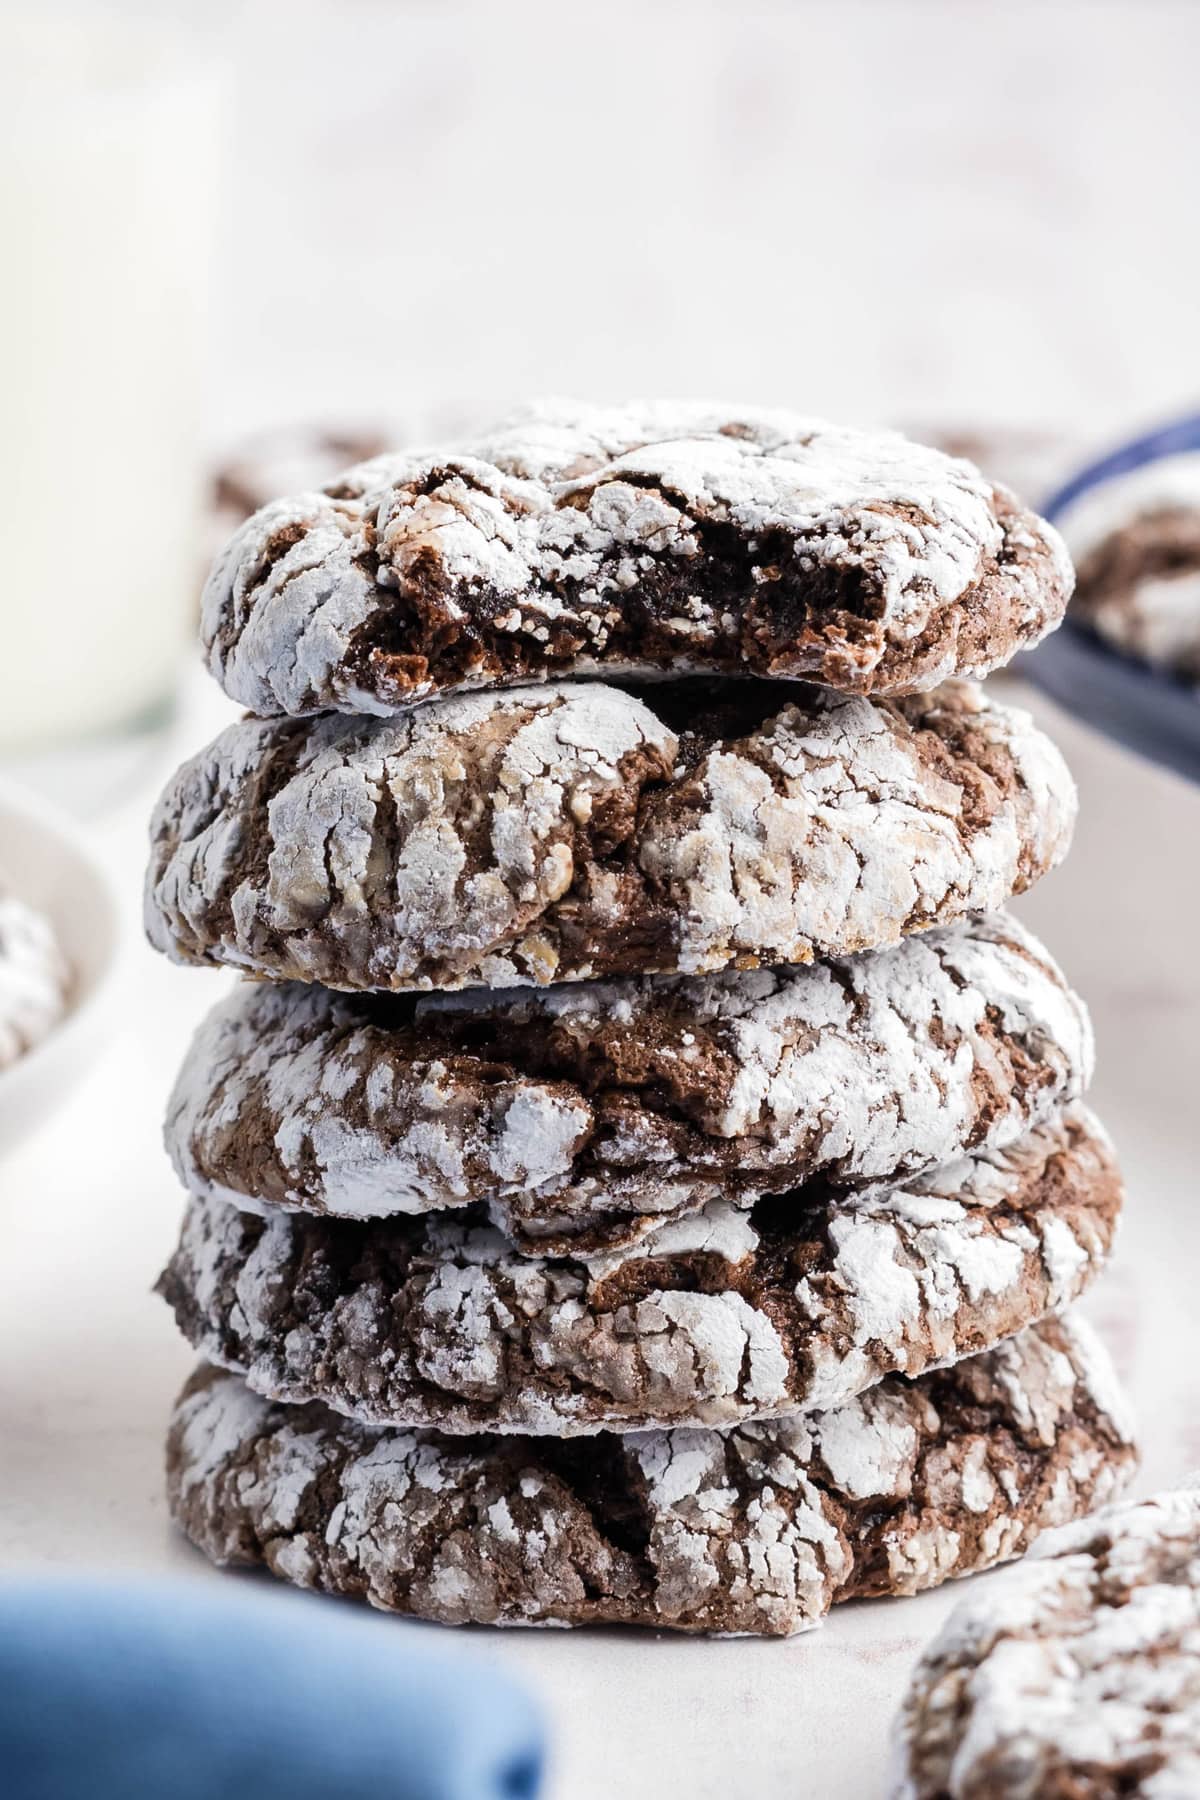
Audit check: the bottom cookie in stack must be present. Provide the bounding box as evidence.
[167,1315,1135,1638]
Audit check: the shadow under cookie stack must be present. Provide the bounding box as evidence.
[146,403,1137,1637]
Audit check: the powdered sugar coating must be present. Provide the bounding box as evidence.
[159,1105,1121,1435]
[163,913,1093,1254]
[1083,571,1200,677]
[144,675,1075,995]
[890,1485,1200,1798]
[0,893,70,1068]
[1057,456,1200,682]
[1058,454,1200,562]
[165,1316,1135,1637]
[200,402,1072,716]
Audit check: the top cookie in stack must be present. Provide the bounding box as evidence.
[200,400,1069,716]
[149,404,1135,1637]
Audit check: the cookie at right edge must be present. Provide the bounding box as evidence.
[889,1485,1200,1798]
[1056,453,1200,682]
[166,1315,1135,1637]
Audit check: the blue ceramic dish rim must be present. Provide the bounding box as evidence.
[1021,409,1200,785]
[1040,409,1200,521]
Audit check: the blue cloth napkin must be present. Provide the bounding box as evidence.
[0,1576,544,1800]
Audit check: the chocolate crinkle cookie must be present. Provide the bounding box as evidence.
[212,426,393,530]
[163,912,1093,1254]
[165,1315,1135,1637]
[889,1484,1200,1798]
[200,402,1073,716]
[1057,452,1200,682]
[159,1105,1120,1436]
[144,675,1074,993]
[0,893,70,1068]
[912,424,1077,513]
[207,426,394,577]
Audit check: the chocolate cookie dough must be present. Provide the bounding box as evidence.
[159,1106,1120,1436]
[145,676,1075,993]
[164,912,1092,1254]
[890,1485,1200,1798]
[1058,453,1200,681]
[165,1315,1135,1636]
[200,402,1072,715]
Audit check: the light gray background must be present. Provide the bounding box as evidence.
[128,0,1200,448]
[4,3,1200,1795]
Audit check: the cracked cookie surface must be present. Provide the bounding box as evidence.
[163,912,1093,1255]
[889,1485,1200,1798]
[159,1105,1121,1435]
[200,401,1072,713]
[144,676,1074,993]
[165,1315,1135,1636]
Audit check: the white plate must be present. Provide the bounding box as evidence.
[0,777,121,1154]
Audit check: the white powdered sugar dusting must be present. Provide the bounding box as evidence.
[0,892,70,1068]
[166,1317,1135,1636]
[1057,452,1200,561]
[890,1484,1200,1798]
[162,914,1093,1256]
[199,402,1069,717]
[1057,452,1200,680]
[145,677,1075,994]
[637,683,1076,978]
[161,1104,1118,1435]
[1086,571,1200,675]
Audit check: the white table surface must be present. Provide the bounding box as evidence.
[2,667,1198,1798]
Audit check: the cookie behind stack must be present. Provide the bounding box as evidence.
[147,402,1135,1636]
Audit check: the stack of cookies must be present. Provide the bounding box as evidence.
[146,403,1136,1636]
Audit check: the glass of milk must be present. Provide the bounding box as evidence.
[0,14,222,754]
